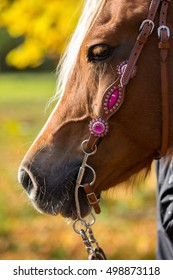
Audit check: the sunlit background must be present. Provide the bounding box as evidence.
[0,0,156,260]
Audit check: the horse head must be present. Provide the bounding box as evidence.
[18,0,173,219]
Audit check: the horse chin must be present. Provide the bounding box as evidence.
[59,190,91,220]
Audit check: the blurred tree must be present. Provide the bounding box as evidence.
[0,0,81,69]
[0,28,24,71]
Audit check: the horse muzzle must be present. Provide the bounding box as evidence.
[18,164,91,219]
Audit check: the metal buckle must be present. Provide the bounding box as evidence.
[139,19,155,35]
[157,25,170,39]
[87,192,99,205]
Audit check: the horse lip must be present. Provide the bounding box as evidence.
[33,185,90,219]
[31,200,61,216]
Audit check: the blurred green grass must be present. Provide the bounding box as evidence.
[0,73,157,260]
[0,73,56,102]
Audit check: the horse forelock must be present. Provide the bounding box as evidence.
[51,0,106,104]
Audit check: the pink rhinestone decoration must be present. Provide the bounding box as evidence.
[103,86,123,114]
[89,118,109,137]
[117,60,137,79]
[108,89,119,109]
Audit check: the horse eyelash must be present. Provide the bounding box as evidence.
[87,44,114,63]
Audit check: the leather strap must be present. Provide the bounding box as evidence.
[86,135,99,153]
[83,183,101,214]
[121,0,161,86]
[157,0,170,158]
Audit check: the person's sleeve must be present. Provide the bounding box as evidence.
[158,159,173,242]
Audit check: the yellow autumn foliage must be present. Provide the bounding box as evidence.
[0,0,82,68]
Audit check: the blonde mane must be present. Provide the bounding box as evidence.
[54,0,106,102]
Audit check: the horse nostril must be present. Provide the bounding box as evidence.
[18,169,34,195]
[18,168,37,199]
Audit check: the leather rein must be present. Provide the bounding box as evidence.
[72,0,171,260]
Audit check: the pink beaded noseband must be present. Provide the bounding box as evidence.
[72,0,171,260]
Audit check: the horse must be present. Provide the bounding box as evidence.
[18,0,173,248]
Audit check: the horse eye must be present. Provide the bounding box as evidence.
[87,44,113,62]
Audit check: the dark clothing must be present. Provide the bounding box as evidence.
[156,158,173,259]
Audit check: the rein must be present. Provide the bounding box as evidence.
[73,0,171,260]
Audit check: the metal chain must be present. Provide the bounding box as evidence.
[73,216,106,260]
